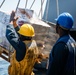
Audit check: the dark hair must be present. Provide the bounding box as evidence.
[56,22,70,34]
[56,22,60,26]
[19,34,32,41]
[57,22,69,30]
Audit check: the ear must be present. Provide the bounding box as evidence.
[56,25,59,33]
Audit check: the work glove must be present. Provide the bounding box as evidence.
[10,11,18,27]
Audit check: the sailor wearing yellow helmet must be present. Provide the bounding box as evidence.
[6,17,39,75]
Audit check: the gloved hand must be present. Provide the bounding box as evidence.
[10,11,19,27]
[10,11,15,22]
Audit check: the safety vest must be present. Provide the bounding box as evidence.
[8,40,39,75]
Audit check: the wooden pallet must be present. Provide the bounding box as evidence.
[0,46,12,62]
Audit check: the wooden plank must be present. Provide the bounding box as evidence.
[0,46,3,55]
[2,51,8,55]
[0,54,9,62]
[0,46,10,62]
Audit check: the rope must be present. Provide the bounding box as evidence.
[25,0,28,8]
[29,0,35,9]
[41,0,43,18]
[15,0,21,12]
[38,0,45,18]
[44,0,50,21]
[56,0,59,17]
[0,0,5,8]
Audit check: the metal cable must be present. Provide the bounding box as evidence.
[15,0,21,12]
[25,0,28,8]
[41,0,43,18]
[0,0,5,8]
[38,0,45,18]
[45,0,50,21]
[29,0,35,9]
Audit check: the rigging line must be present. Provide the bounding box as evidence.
[0,0,5,8]
[41,0,43,18]
[25,0,28,8]
[29,0,35,9]
[38,0,45,18]
[15,0,21,12]
[56,0,59,17]
[45,0,50,21]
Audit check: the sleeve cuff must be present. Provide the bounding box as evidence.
[15,26,20,31]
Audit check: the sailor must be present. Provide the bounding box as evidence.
[6,16,39,75]
[47,12,76,75]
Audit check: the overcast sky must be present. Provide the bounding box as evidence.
[0,0,47,18]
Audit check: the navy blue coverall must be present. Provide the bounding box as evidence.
[6,24,26,61]
[47,34,76,75]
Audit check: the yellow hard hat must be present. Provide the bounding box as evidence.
[18,24,35,37]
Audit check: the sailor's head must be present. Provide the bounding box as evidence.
[55,12,74,30]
